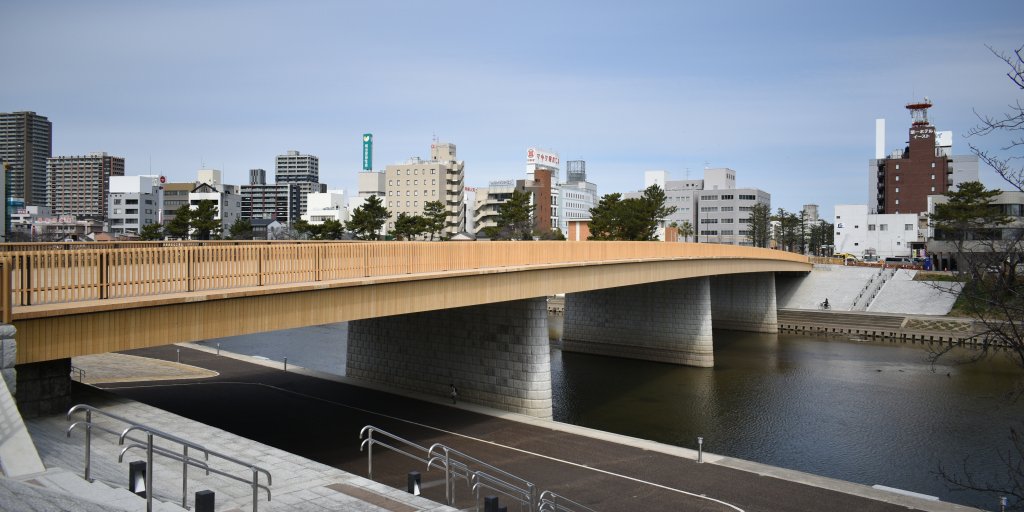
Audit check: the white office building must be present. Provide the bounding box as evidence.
[834,204,921,258]
[189,182,241,235]
[303,190,349,224]
[107,175,161,236]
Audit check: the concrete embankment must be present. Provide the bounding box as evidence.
[777,309,981,345]
[776,265,962,315]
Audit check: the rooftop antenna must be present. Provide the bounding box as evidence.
[685,167,690,180]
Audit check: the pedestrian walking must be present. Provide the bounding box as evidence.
[450,383,458,404]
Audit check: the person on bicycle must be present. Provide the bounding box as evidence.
[823,298,830,310]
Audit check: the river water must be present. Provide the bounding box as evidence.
[200,320,1024,510]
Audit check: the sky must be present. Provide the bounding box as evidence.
[2,1,1021,215]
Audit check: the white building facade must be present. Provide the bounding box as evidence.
[108,175,161,236]
[834,204,921,258]
[303,190,349,224]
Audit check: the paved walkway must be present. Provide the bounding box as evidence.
[74,344,980,512]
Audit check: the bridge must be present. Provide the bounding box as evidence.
[0,241,810,418]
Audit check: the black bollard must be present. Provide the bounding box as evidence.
[407,471,421,496]
[484,495,499,512]
[195,490,215,512]
[128,461,147,497]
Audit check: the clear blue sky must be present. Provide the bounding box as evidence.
[2,1,1021,215]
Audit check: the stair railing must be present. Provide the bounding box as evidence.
[67,404,272,512]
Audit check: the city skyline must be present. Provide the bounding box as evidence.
[2,1,1020,214]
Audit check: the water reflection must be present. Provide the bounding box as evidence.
[552,330,1024,509]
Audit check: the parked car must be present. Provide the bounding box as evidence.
[862,255,880,264]
[884,256,913,266]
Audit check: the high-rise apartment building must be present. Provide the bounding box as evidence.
[241,168,300,222]
[384,141,465,237]
[0,111,52,206]
[275,150,324,217]
[46,152,125,219]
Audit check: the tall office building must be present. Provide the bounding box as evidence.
[46,152,125,219]
[0,111,52,206]
[384,141,465,237]
[275,150,324,217]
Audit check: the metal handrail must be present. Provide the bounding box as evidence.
[430,443,537,510]
[361,424,592,511]
[67,404,272,512]
[539,490,599,512]
[69,365,85,382]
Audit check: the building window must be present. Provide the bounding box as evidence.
[896,241,901,246]
[868,224,876,231]
[388,180,392,186]
[854,242,859,246]
[931,174,936,180]
[880,224,888,231]
[895,187,899,193]
[931,162,936,168]
[905,224,913,230]
[895,176,900,182]
[931,186,935,192]
[895,199,899,205]
[895,164,900,170]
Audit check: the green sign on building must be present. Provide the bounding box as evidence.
[362,133,373,171]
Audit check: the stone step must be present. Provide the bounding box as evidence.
[22,467,189,511]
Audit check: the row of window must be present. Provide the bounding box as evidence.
[389,168,439,176]
[388,190,437,198]
[865,224,915,232]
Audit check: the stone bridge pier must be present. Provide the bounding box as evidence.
[347,297,553,418]
[561,278,714,367]
[561,272,779,368]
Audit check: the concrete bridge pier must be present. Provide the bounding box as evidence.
[561,278,714,367]
[347,297,553,418]
[0,323,72,419]
[709,273,778,333]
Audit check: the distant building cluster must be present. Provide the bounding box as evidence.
[13,97,1015,256]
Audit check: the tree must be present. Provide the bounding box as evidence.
[190,200,222,240]
[295,218,345,240]
[347,195,389,240]
[678,221,694,242]
[744,202,771,248]
[165,205,192,240]
[488,189,534,240]
[139,222,163,241]
[392,213,427,241]
[587,185,677,241]
[933,46,1024,508]
[966,45,1024,193]
[422,200,447,240]
[228,218,253,240]
[797,209,809,254]
[808,219,834,256]
[536,228,566,240]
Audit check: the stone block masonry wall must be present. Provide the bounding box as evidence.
[347,297,553,418]
[710,273,778,333]
[15,358,71,418]
[0,325,16,396]
[562,278,713,367]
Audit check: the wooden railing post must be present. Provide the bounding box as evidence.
[99,251,109,300]
[257,246,264,286]
[1,258,10,324]
[187,247,194,292]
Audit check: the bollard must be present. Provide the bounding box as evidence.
[217,342,221,355]
[697,437,703,463]
[195,490,215,512]
[128,461,147,497]
[284,357,288,372]
[1000,496,1008,511]
[484,496,499,512]
[176,348,180,363]
[407,471,421,496]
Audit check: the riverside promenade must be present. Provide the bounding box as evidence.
[74,344,979,512]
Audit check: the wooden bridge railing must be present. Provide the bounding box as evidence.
[0,241,809,323]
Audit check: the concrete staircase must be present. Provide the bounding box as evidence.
[851,268,896,311]
[15,467,187,511]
